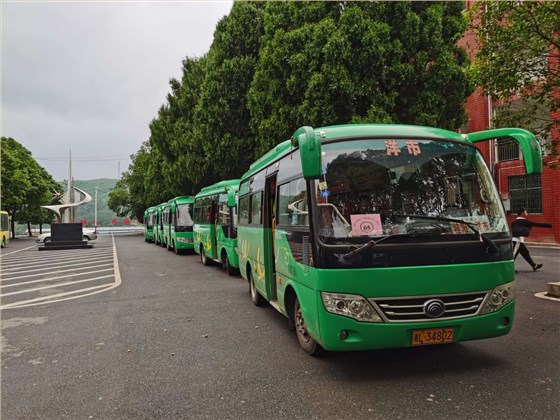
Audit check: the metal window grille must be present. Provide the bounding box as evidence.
[497,138,520,162]
[508,174,543,214]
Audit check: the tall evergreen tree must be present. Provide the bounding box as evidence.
[249,1,471,154]
[192,1,266,183]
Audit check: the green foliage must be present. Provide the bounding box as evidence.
[115,1,473,217]
[1,137,61,236]
[470,1,559,159]
[248,1,471,154]
[193,1,266,183]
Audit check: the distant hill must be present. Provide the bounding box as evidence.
[60,179,138,227]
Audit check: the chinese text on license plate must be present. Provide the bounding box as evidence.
[412,328,454,346]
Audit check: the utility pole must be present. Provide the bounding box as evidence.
[94,187,98,229]
[66,149,73,223]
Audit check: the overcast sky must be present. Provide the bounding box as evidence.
[2,0,233,181]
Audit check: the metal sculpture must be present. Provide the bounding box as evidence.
[42,187,92,223]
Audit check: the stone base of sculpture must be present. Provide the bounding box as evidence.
[38,223,92,251]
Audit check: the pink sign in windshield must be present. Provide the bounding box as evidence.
[350,214,383,236]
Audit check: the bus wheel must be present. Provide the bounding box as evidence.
[294,298,323,356]
[201,247,211,266]
[1,237,5,248]
[222,252,235,276]
[174,242,181,255]
[249,270,265,306]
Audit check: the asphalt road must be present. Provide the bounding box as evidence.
[1,234,559,419]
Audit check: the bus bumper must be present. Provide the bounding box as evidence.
[316,301,514,352]
[176,237,194,250]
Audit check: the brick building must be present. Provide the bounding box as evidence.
[459,2,560,245]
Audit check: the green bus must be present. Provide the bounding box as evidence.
[237,124,542,355]
[166,196,195,254]
[154,203,165,246]
[161,201,172,248]
[193,179,240,275]
[143,206,157,242]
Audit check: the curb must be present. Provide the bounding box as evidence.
[535,292,560,302]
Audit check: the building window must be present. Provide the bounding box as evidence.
[497,138,520,162]
[508,174,543,214]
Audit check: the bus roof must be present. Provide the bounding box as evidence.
[169,196,194,205]
[242,124,466,180]
[195,179,240,199]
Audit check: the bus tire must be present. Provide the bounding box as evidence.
[1,237,5,248]
[174,242,181,255]
[294,297,323,356]
[222,251,236,276]
[249,270,265,306]
[201,247,211,266]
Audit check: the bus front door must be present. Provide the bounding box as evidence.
[264,175,278,302]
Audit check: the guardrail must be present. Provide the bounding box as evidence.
[25,226,144,236]
[96,226,144,235]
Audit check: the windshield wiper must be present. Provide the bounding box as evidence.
[341,235,395,261]
[392,213,499,253]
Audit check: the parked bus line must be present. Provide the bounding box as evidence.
[141,124,543,355]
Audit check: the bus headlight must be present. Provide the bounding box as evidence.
[321,292,383,323]
[480,282,515,315]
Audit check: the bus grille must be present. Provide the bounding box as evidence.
[369,292,488,323]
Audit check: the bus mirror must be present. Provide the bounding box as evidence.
[467,128,543,174]
[291,126,322,179]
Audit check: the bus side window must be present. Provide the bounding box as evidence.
[290,178,308,227]
[239,196,249,225]
[250,192,263,226]
[277,178,308,227]
[278,183,291,225]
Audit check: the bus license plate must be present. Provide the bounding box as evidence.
[411,328,454,346]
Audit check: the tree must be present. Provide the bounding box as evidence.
[108,143,151,221]
[470,1,560,160]
[148,56,207,196]
[1,137,60,237]
[192,1,266,182]
[248,1,472,154]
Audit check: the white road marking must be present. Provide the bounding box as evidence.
[0,244,37,256]
[1,264,114,286]
[0,250,113,269]
[0,283,115,309]
[0,273,115,297]
[1,256,113,276]
[0,235,122,309]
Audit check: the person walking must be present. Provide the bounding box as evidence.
[511,208,552,271]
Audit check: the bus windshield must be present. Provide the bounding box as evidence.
[177,204,194,227]
[315,138,507,243]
